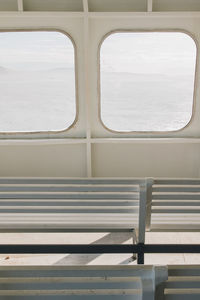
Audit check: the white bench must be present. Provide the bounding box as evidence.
[143,178,200,232]
[163,265,200,300]
[0,177,146,244]
[1,263,200,299]
[1,176,200,259]
[0,265,165,300]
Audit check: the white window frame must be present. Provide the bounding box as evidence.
[98,30,198,134]
[0,29,78,137]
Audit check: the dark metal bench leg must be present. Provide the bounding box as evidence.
[132,229,137,261]
[137,243,144,264]
[137,252,144,264]
[132,254,137,261]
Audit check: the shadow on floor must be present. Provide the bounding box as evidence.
[54,232,135,265]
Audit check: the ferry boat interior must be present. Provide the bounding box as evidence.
[0,0,200,299]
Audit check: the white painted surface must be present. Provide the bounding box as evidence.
[0,4,199,179]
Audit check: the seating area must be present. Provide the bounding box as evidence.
[0,0,198,297]
[0,177,199,261]
[0,178,142,233]
[0,265,158,299]
[0,177,200,299]
[0,264,199,299]
[147,178,200,231]
[1,177,200,236]
[163,265,200,300]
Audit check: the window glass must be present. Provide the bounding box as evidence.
[0,31,76,132]
[100,32,196,132]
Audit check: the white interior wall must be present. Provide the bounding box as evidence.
[0,0,18,11]
[88,0,147,12]
[153,0,200,12]
[23,0,83,12]
[0,143,86,177]
[92,142,200,177]
[0,1,200,178]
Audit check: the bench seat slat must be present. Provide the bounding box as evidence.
[0,193,139,200]
[0,200,139,207]
[149,179,200,231]
[0,276,141,283]
[152,208,200,213]
[0,186,139,192]
[0,289,142,296]
[152,201,200,206]
[153,186,200,193]
[0,207,139,213]
[154,179,200,185]
[153,194,200,200]
[0,178,144,185]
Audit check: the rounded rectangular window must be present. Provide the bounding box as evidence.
[100,32,197,132]
[0,31,76,132]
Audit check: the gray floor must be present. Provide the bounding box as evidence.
[0,232,200,265]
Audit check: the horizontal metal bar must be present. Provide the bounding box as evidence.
[145,244,200,253]
[0,244,135,254]
[1,244,200,254]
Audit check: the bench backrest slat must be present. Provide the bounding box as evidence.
[149,178,200,231]
[0,179,142,232]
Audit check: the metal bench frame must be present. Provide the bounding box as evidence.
[1,177,200,264]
